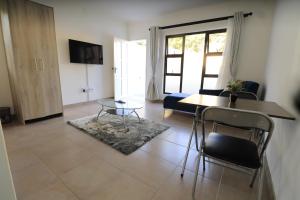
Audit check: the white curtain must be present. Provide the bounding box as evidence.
[147,26,161,100]
[216,12,244,89]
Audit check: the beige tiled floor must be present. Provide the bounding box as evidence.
[3,101,270,200]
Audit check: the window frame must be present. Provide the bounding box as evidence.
[163,28,226,94]
[163,35,185,93]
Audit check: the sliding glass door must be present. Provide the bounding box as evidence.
[163,29,226,94]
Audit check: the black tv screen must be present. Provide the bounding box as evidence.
[69,39,103,64]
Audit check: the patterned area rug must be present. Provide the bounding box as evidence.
[68,114,169,155]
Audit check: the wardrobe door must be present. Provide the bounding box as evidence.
[8,0,46,120]
[26,1,63,116]
[37,4,63,115]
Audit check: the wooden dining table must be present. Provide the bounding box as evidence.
[179,94,295,120]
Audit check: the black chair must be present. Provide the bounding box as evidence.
[219,90,258,100]
[199,89,224,96]
[189,107,274,198]
[242,81,259,95]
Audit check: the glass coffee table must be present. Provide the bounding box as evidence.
[96,99,143,127]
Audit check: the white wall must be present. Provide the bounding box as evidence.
[128,0,275,95]
[264,0,300,199]
[32,0,128,105]
[1,0,274,107]
[1,0,128,107]
[0,17,13,111]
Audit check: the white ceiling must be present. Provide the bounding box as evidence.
[80,0,226,22]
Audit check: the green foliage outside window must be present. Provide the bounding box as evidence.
[168,33,226,53]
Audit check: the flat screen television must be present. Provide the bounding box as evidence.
[69,39,103,64]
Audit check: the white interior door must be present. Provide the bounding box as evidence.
[113,38,128,100]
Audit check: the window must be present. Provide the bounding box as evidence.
[163,36,184,93]
[163,29,226,94]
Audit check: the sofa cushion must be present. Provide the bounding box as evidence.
[163,93,196,113]
[166,93,190,99]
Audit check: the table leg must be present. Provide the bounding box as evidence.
[133,110,141,123]
[181,106,201,177]
[181,119,195,177]
[121,109,126,128]
[194,106,201,151]
[96,106,104,120]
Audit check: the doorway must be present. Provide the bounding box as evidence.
[113,39,146,100]
[127,40,146,100]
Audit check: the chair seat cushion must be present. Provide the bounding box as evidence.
[203,132,260,169]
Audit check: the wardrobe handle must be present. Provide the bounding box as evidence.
[42,59,45,71]
[34,58,38,71]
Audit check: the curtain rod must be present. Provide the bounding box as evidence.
[149,12,252,30]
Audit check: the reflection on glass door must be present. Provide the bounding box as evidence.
[182,34,205,94]
[163,30,227,94]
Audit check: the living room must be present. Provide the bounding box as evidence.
[0,0,299,200]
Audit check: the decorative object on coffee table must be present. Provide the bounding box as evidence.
[227,80,243,103]
[68,114,169,155]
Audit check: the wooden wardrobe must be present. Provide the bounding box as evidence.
[0,0,63,123]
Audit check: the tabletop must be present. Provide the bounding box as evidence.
[97,99,143,110]
[179,94,295,120]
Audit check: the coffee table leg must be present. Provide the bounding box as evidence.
[121,109,127,128]
[97,106,104,120]
[133,110,141,123]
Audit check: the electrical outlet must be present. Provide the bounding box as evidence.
[81,88,93,93]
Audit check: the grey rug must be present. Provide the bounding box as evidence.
[68,114,169,155]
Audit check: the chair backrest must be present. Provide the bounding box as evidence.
[199,89,224,96]
[219,91,258,100]
[201,107,274,157]
[219,90,231,97]
[242,81,259,94]
[236,91,258,100]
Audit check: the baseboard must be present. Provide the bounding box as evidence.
[25,113,63,124]
[63,100,98,109]
[64,97,149,109]
[263,159,276,200]
[146,99,163,103]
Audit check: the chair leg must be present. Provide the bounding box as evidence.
[250,168,259,187]
[194,129,199,151]
[257,158,265,200]
[192,148,202,199]
[249,129,254,141]
[181,119,196,177]
[202,154,206,171]
[212,122,218,132]
[212,122,216,132]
